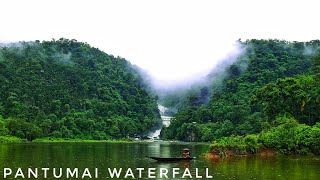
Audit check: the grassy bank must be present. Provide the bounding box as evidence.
[0,136,24,143]
[32,137,134,143]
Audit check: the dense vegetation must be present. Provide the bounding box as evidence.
[210,117,320,156]
[161,39,320,154]
[0,38,160,140]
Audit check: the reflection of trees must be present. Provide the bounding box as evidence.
[1,143,317,179]
[204,156,318,179]
[0,144,9,166]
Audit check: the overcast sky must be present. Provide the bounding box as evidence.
[1,0,319,86]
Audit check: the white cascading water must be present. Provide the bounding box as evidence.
[149,104,173,138]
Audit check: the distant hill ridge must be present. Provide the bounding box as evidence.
[0,38,160,140]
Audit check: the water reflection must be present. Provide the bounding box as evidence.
[0,142,319,179]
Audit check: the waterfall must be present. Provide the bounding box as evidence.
[148,104,173,139]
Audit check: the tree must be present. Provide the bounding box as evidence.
[311,53,320,81]
[0,39,161,140]
[162,39,319,141]
[0,116,9,135]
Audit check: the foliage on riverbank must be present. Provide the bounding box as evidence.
[210,116,320,156]
[32,137,133,143]
[0,136,23,143]
[210,134,261,157]
[260,117,320,155]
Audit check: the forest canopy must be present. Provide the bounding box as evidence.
[0,38,160,140]
[1,38,319,152]
[161,39,320,151]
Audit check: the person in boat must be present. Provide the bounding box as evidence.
[182,148,190,158]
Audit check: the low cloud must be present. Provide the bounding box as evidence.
[146,41,246,92]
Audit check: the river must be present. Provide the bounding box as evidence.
[0,142,319,179]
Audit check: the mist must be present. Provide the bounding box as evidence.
[304,44,320,56]
[133,40,248,111]
[136,41,247,99]
[137,41,245,93]
[0,41,75,66]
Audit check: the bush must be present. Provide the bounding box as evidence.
[258,118,320,155]
[0,136,23,143]
[210,118,320,156]
[210,134,261,157]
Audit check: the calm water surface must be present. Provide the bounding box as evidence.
[0,142,319,179]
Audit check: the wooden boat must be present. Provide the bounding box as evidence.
[148,157,194,162]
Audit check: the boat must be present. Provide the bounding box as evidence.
[148,157,194,162]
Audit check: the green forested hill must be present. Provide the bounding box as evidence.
[162,39,320,152]
[0,38,160,140]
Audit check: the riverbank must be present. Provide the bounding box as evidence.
[0,136,208,145]
[208,134,262,158]
[32,138,135,143]
[31,138,203,144]
[0,136,135,143]
[0,136,24,143]
[208,119,320,157]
